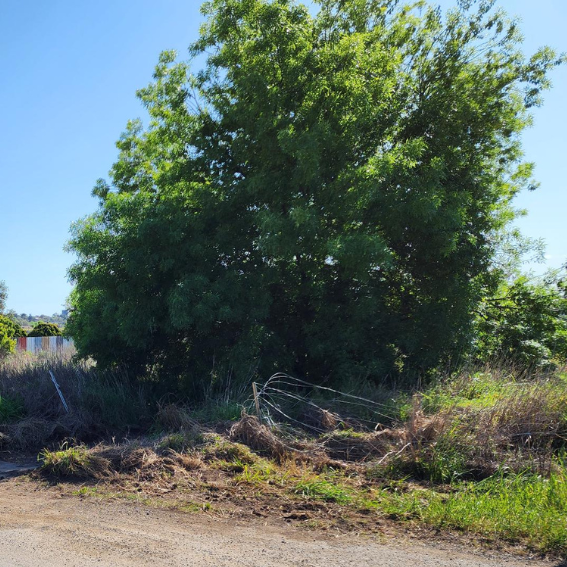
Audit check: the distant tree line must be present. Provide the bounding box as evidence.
[2,310,67,329]
[0,280,65,357]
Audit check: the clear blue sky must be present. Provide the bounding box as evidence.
[0,0,565,315]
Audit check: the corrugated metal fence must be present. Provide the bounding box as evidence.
[15,336,74,353]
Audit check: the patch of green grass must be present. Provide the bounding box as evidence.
[192,401,242,423]
[325,428,366,439]
[418,370,567,418]
[372,466,567,553]
[158,431,203,453]
[234,461,288,486]
[419,372,511,414]
[72,485,212,513]
[40,444,92,477]
[371,439,472,484]
[294,477,352,505]
[202,438,258,465]
[39,443,110,478]
[73,486,100,497]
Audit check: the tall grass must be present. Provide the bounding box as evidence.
[368,366,567,481]
[0,351,154,449]
[376,465,567,553]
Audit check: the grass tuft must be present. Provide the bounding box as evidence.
[40,443,112,479]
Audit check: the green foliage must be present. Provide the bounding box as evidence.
[294,477,352,504]
[5,310,68,329]
[0,315,26,338]
[202,438,258,465]
[0,314,25,358]
[475,271,567,368]
[28,321,62,337]
[191,401,243,423]
[67,0,563,389]
[158,431,203,452]
[375,466,567,553]
[39,443,110,478]
[0,330,15,358]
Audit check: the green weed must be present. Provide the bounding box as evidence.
[202,438,258,465]
[234,461,287,485]
[294,478,352,505]
[373,466,567,553]
[192,401,243,423]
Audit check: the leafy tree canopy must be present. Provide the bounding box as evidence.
[67,0,563,391]
[0,286,25,357]
[27,322,62,337]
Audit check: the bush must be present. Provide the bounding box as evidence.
[0,315,26,357]
[0,330,14,358]
[475,273,567,369]
[28,322,62,337]
[0,315,26,338]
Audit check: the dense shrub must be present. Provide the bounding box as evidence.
[0,315,26,357]
[28,322,62,337]
[475,273,567,369]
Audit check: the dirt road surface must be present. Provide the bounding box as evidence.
[0,479,560,567]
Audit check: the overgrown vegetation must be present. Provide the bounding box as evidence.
[0,315,26,358]
[475,272,567,369]
[0,351,154,450]
[30,364,567,556]
[3,349,563,556]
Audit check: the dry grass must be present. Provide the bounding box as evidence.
[155,403,198,432]
[25,364,567,559]
[40,438,204,482]
[2,418,58,450]
[0,351,153,450]
[222,370,567,482]
[365,370,567,480]
[229,414,288,460]
[39,444,112,479]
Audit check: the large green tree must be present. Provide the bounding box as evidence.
[67,0,562,391]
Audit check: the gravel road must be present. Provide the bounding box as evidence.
[0,479,561,567]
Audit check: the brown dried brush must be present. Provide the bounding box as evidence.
[229,413,288,460]
[3,418,57,450]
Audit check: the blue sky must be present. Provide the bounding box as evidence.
[0,0,565,315]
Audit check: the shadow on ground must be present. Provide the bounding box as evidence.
[0,460,38,480]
